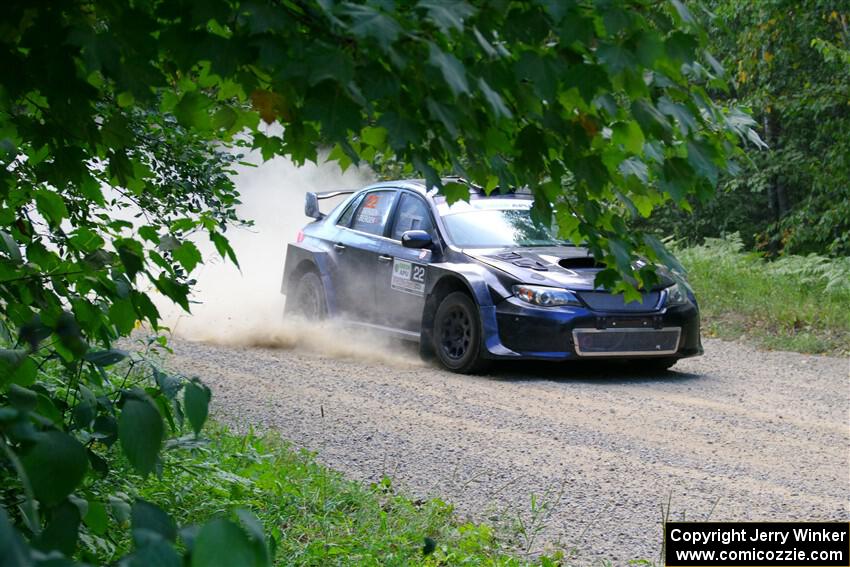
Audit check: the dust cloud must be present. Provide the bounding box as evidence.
[157,149,423,368]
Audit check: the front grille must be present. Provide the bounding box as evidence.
[576,291,661,312]
[572,328,681,357]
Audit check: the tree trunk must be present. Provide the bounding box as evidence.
[763,111,789,222]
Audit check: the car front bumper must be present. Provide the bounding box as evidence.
[480,296,703,361]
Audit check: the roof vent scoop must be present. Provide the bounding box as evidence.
[558,256,605,270]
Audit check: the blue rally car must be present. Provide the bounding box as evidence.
[282,179,702,373]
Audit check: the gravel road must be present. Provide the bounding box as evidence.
[168,336,849,564]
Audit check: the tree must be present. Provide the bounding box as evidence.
[652,1,850,256]
[0,0,757,563]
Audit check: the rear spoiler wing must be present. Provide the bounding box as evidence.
[305,190,356,220]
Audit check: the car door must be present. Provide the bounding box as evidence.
[333,189,398,322]
[375,192,438,332]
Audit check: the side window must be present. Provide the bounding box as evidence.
[350,190,397,236]
[336,194,364,227]
[390,193,434,241]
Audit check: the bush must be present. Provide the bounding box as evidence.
[0,336,278,566]
[677,235,850,354]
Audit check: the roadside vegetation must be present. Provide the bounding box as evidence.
[104,422,564,566]
[0,352,563,566]
[678,236,850,356]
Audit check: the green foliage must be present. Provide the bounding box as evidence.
[89,423,564,566]
[1,0,755,304]
[653,2,850,257]
[0,0,758,562]
[677,235,850,355]
[0,338,282,565]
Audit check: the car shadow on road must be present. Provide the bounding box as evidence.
[480,359,705,384]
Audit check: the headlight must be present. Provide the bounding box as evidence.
[665,284,689,306]
[513,285,581,307]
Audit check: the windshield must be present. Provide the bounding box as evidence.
[441,207,567,248]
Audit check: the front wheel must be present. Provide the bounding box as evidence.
[432,292,490,374]
[285,271,327,320]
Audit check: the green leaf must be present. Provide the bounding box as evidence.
[631,99,672,140]
[657,97,697,135]
[660,157,694,202]
[0,349,27,381]
[117,242,144,280]
[84,501,109,535]
[442,181,469,204]
[0,508,31,567]
[597,43,635,74]
[360,126,387,148]
[21,431,89,506]
[184,380,211,436]
[130,538,182,567]
[666,31,698,64]
[0,230,21,263]
[341,3,402,50]
[35,191,69,225]
[478,78,512,119]
[35,393,63,425]
[686,140,719,185]
[33,499,81,556]
[109,298,138,334]
[154,368,183,400]
[119,396,164,477]
[174,91,213,130]
[644,234,685,273]
[608,238,632,274]
[84,348,128,367]
[8,384,37,412]
[109,495,131,526]
[191,518,263,567]
[563,64,610,103]
[235,509,271,567]
[132,500,177,545]
[618,157,648,182]
[10,358,37,387]
[173,241,202,272]
[212,106,238,131]
[612,121,645,154]
[574,156,609,194]
[418,1,475,33]
[428,43,469,96]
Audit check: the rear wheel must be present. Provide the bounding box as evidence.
[433,292,490,374]
[285,271,327,320]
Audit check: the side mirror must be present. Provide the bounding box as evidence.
[304,192,324,220]
[401,230,433,249]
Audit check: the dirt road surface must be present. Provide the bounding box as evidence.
[168,338,849,564]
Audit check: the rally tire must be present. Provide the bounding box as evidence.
[285,271,327,320]
[432,292,490,374]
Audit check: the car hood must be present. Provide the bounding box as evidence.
[462,245,675,291]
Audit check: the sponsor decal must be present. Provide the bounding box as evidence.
[356,194,384,224]
[363,194,380,208]
[391,258,426,295]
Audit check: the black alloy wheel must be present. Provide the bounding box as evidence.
[433,292,489,374]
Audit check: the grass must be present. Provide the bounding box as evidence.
[676,236,850,356]
[88,423,565,566]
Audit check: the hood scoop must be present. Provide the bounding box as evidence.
[487,251,549,271]
[558,256,604,270]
